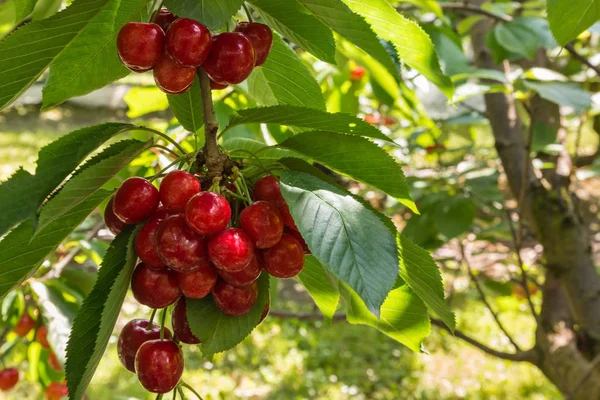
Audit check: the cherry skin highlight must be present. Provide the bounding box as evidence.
[172,297,200,344]
[13,312,35,337]
[155,214,210,272]
[212,280,258,316]
[131,262,181,308]
[117,22,164,72]
[239,201,284,248]
[117,319,172,373]
[135,218,166,269]
[218,254,262,287]
[208,228,255,272]
[113,177,160,224]
[104,197,126,235]
[177,263,218,299]
[234,22,273,66]
[36,325,50,349]
[262,234,305,278]
[135,339,184,393]
[166,18,212,67]
[154,54,197,94]
[153,8,177,32]
[185,191,231,236]
[159,170,201,212]
[203,32,255,85]
[0,368,18,391]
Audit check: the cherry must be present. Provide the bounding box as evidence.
[13,311,35,337]
[262,234,305,278]
[155,214,210,272]
[172,298,200,344]
[239,201,284,248]
[131,263,181,308]
[0,368,18,391]
[48,351,62,372]
[363,114,379,125]
[117,319,172,373]
[210,79,228,90]
[153,205,169,220]
[135,218,166,269]
[153,8,177,32]
[104,197,126,235]
[350,65,365,81]
[218,254,262,287]
[166,18,212,67]
[234,22,273,66]
[203,32,255,85]
[36,325,50,349]
[117,22,164,72]
[252,175,281,202]
[177,263,218,299]
[208,228,254,272]
[382,116,396,126]
[154,54,197,94]
[159,170,201,212]
[185,192,231,236]
[45,381,68,400]
[285,227,310,254]
[212,280,258,316]
[274,197,297,231]
[113,177,160,224]
[135,339,184,393]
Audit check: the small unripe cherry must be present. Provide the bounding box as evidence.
[218,254,262,287]
[135,339,184,393]
[155,215,210,272]
[202,32,255,84]
[135,218,166,269]
[45,382,68,400]
[117,22,164,72]
[113,177,160,224]
[0,368,19,391]
[208,228,254,272]
[104,197,126,235]
[159,170,201,212]
[153,54,197,94]
[117,319,172,373]
[262,234,305,278]
[172,298,200,344]
[153,8,177,32]
[185,192,231,236]
[13,312,35,337]
[239,201,284,248]
[177,263,218,299]
[234,22,273,66]
[212,280,258,316]
[131,263,181,308]
[36,325,50,349]
[166,18,212,67]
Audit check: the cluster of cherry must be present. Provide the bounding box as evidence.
[117,8,273,94]
[103,171,307,393]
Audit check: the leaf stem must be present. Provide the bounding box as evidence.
[243,3,254,22]
[139,127,188,155]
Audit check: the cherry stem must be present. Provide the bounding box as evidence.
[140,127,188,155]
[153,144,183,159]
[147,308,158,330]
[180,381,204,400]
[233,180,251,206]
[172,386,178,400]
[159,308,167,340]
[177,386,187,400]
[224,188,246,202]
[155,395,163,400]
[243,3,254,22]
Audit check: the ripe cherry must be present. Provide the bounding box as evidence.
[154,54,197,94]
[36,325,50,349]
[172,298,200,344]
[0,368,18,391]
[159,170,201,212]
[166,18,212,67]
[210,79,228,90]
[203,32,255,85]
[177,263,218,299]
[212,280,258,316]
[135,218,166,269]
[45,381,68,400]
[117,22,164,72]
[135,339,184,393]
[131,263,181,308]
[104,197,126,235]
[218,254,262,287]
[234,22,273,66]
[239,201,284,248]
[185,192,231,236]
[153,205,169,220]
[208,228,254,272]
[350,65,365,81]
[48,351,62,372]
[113,177,160,224]
[274,197,298,231]
[285,227,310,254]
[155,214,209,272]
[117,319,172,373]
[252,175,281,202]
[14,312,35,337]
[153,8,177,32]
[262,234,305,278]
[363,114,379,125]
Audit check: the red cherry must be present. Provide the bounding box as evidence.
[155,215,210,272]
[36,326,50,349]
[154,54,197,94]
[104,197,126,235]
[135,339,184,393]
[159,170,201,213]
[234,22,273,66]
[203,32,255,85]
[252,175,281,202]
[285,227,310,254]
[117,22,164,72]
[210,79,228,90]
[153,205,169,221]
[274,197,298,231]
[208,228,254,272]
[48,351,62,372]
[212,280,258,316]
[131,263,181,308]
[45,382,68,400]
[135,218,166,269]
[239,201,284,248]
[166,18,212,67]
[13,312,35,337]
[262,234,305,278]
[218,254,262,287]
[177,263,218,299]
[185,192,231,236]
[117,319,172,373]
[350,65,365,81]
[171,298,200,344]
[113,177,160,224]
[363,114,379,125]
[0,368,18,391]
[153,8,177,32]
[382,116,396,126]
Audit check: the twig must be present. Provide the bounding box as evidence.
[564,43,600,77]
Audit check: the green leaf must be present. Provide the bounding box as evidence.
[515,16,558,50]
[279,171,397,315]
[296,255,340,319]
[522,80,592,112]
[249,0,336,63]
[167,76,204,133]
[547,0,600,46]
[494,22,541,60]
[66,226,137,400]
[35,139,151,234]
[341,0,453,98]
[423,25,470,76]
[163,0,244,30]
[280,131,417,212]
[12,0,38,20]
[223,138,299,161]
[0,122,132,236]
[227,105,389,141]
[187,273,270,356]
[401,0,442,17]
[296,0,398,79]
[246,34,325,110]
[124,87,169,118]
[432,196,476,239]
[0,189,111,299]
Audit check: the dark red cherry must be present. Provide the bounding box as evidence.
[208,228,254,272]
[252,175,281,202]
[234,22,272,66]
[135,339,184,393]
[13,312,35,337]
[218,254,262,287]
[117,22,165,72]
[113,177,160,224]
[177,263,218,299]
[285,227,310,254]
[274,197,298,231]
[159,170,201,212]
[104,197,126,235]
[155,214,210,272]
[153,8,177,32]
[239,201,284,248]
[153,205,169,220]
[210,79,228,90]
[212,280,258,316]
[48,351,62,371]
[36,325,50,349]
[135,218,166,269]
[0,368,18,391]
[166,18,212,67]
[45,382,68,400]
[172,298,200,344]
[202,32,255,85]
[185,192,231,236]
[154,54,197,94]
[117,319,172,373]
[262,234,304,278]
[131,263,181,308]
